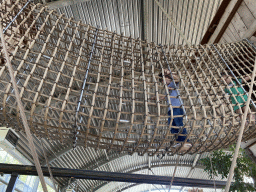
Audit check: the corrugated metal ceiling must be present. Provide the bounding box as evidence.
[53,0,223,45]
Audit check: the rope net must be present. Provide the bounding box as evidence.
[1,0,256,155]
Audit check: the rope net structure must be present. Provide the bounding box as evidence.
[1,0,256,156]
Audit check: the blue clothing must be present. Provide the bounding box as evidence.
[167,82,181,107]
[167,82,187,142]
[168,109,187,142]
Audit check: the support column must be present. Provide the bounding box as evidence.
[6,173,18,192]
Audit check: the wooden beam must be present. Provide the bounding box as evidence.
[201,0,243,44]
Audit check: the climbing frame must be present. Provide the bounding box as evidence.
[1,0,256,155]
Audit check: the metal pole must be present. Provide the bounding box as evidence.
[73,28,98,148]
[6,173,18,192]
[212,44,256,109]
[3,0,32,34]
[0,163,229,188]
[160,45,188,123]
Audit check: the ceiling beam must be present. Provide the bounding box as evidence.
[0,163,227,189]
[91,163,200,191]
[201,0,243,44]
[63,155,196,190]
[89,166,227,191]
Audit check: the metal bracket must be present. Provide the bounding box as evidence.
[6,172,19,192]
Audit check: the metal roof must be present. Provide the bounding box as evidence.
[97,165,224,192]
[51,0,223,45]
[16,131,228,191]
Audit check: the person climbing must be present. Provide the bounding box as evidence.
[151,69,192,152]
[222,72,255,124]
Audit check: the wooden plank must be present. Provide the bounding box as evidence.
[201,0,232,44]
[239,1,256,39]
[244,0,256,18]
[230,13,247,39]
[237,1,255,28]
[219,38,226,44]
[242,20,256,39]
[222,32,233,43]
[201,0,243,44]
[209,0,243,43]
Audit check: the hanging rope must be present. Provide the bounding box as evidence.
[40,139,57,192]
[168,155,180,192]
[225,57,256,192]
[0,22,48,192]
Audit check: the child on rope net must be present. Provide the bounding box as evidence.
[222,72,255,125]
[151,69,192,152]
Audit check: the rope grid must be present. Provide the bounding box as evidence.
[1,0,256,156]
